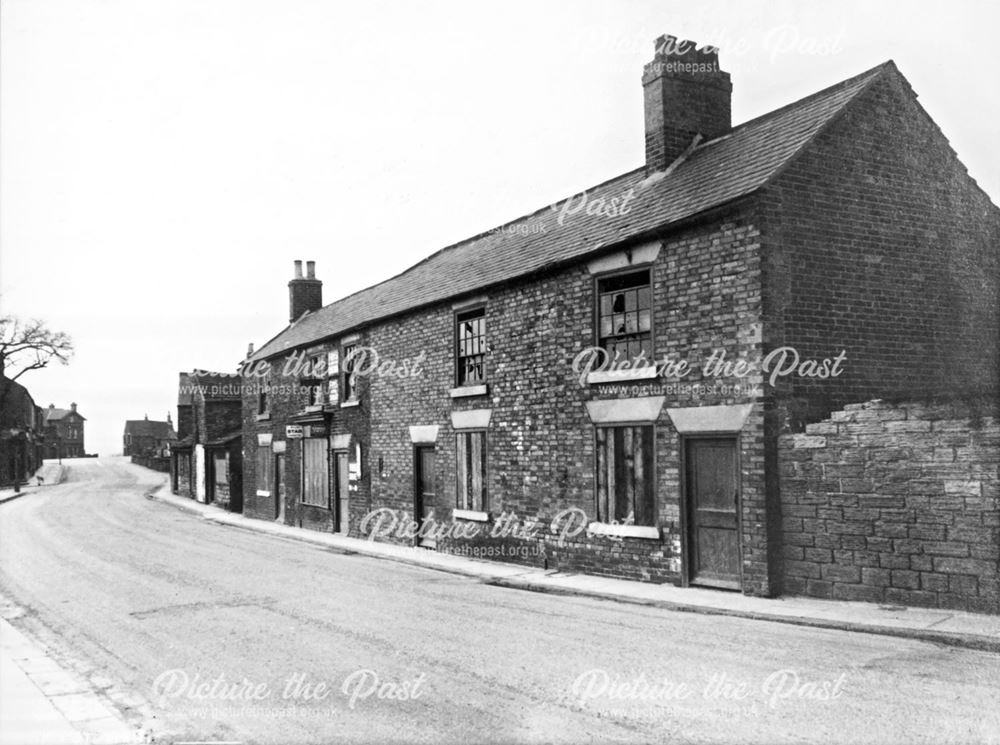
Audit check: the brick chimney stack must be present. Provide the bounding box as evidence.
[288,259,323,323]
[642,35,731,173]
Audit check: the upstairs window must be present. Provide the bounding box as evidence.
[597,270,652,364]
[257,389,269,416]
[305,353,327,407]
[326,349,340,405]
[342,344,358,403]
[456,308,486,386]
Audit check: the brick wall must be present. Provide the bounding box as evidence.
[241,347,371,533]
[762,68,1000,430]
[779,399,1000,613]
[364,212,770,590]
[177,404,194,440]
[174,450,192,496]
[201,400,242,440]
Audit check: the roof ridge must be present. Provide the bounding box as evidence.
[309,63,892,322]
[721,60,891,139]
[310,167,647,315]
[249,60,902,363]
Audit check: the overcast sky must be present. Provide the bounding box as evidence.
[2,0,998,457]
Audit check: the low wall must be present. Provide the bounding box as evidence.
[779,399,999,614]
[131,455,171,473]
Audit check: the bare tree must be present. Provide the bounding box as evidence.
[0,316,74,410]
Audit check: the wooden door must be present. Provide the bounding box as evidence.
[414,446,436,548]
[275,454,286,523]
[334,451,350,534]
[685,437,741,589]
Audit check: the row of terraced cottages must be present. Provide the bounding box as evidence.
[234,37,1000,612]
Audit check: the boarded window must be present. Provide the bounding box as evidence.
[306,353,326,406]
[256,445,272,493]
[456,431,487,511]
[342,344,358,402]
[214,451,228,486]
[597,270,652,363]
[456,308,486,385]
[301,438,329,507]
[326,350,340,405]
[595,426,655,526]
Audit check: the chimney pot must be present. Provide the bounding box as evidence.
[288,260,323,323]
[247,342,255,358]
[70,402,77,413]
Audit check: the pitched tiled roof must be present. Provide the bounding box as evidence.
[251,62,891,362]
[123,420,177,440]
[45,407,85,422]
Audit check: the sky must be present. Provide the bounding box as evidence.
[1,0,998,457]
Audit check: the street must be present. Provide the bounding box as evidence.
[1,457,998,745]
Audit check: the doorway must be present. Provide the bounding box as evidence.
[275,453,286,523]
[334,451,350,534]
[683,436,741,589]
[414,446,436,548]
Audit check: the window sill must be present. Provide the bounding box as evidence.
[587,522,660,540]
[340,399,360,409]
[449,384,488,399]
[299,502,331,511]
[304,405,323,412]
[452,508,489,522]
[256,413,271,421]
[586,366,658,385]
[256,490,271,497]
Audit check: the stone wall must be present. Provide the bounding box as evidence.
[779,399,999,613]
[132,454,171,473]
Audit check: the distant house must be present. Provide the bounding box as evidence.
[0,375,44,485]
[42,403,86,459]
[122,415,177,457]
[171,370,243,511]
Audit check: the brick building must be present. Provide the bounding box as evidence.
[239,37,999,610]
[42,403,86,459]
[171,370,243,511]
[123,414,176,457]
[0,375,44,485]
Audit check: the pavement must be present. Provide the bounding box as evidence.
[0,462,66,505]
[1,461,141,745]
[0,617,141,745]
[144,477,1000,655]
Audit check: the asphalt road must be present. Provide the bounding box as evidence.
[1,457,999,745]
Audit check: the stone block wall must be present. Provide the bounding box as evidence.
[779,399,999,613]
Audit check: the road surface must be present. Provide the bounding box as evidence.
[1,457,998,744]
